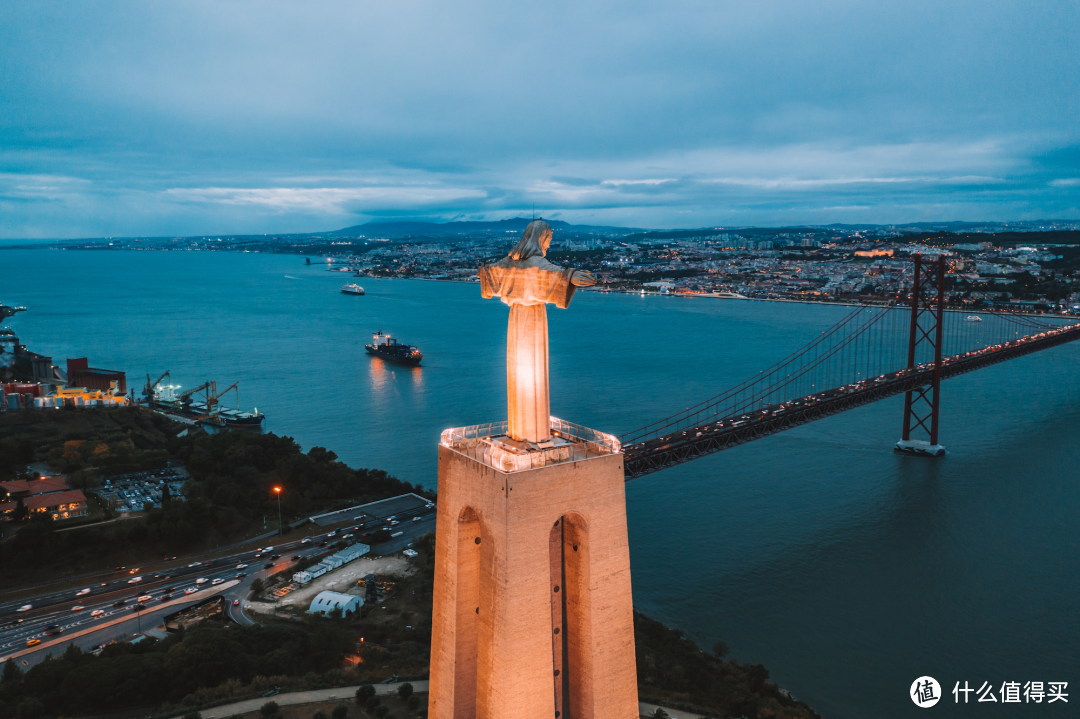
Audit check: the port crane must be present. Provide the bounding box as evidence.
[204,381,239,416]
[178,381,213,410]
[142,370,171,403]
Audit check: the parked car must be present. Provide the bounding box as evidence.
[403,549,418,558]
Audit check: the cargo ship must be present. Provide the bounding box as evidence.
[151,383,264,429]
[365,331,422,366]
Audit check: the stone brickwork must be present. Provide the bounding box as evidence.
[429,444,638,719]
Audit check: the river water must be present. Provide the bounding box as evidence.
[5,249,1078,717]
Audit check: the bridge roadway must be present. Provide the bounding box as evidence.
[623,321,1080,479]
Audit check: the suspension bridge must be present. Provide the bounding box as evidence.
[620,254,1080,479]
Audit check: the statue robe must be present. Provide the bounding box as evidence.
[479,255,583,443]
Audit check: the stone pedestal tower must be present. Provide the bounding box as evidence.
[428,421,638,719]
[428,219,638,718]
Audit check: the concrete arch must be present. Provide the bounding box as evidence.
[550,511,593,719]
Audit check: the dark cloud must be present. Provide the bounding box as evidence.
[0,0,1078,237]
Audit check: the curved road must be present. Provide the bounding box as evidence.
[0,510,436,665]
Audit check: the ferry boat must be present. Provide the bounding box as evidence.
[341,283,365,295]
[965,315,982,322]
[710,291,749,299]
[365,331,422,366]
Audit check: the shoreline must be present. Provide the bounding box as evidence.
[363,274,1080,318]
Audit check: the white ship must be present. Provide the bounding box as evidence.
[965,315,982,322]
[709,291,749,299]
[341,284,365,295]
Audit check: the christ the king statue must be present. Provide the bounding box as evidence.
[478,220,596,444]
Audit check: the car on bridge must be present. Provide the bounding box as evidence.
[71,606,85,611]
[236,563,248,569]
[26,639,40,647]
[91,610,105,617]
[17,605,32,612]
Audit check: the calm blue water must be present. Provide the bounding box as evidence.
[5,249,1079,717]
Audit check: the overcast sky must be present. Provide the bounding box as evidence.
[2,0,1079,238]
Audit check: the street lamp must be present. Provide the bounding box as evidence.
[273,487,283,536]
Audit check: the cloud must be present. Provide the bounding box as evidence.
[1,0,1079,236]
[163,186,487,212]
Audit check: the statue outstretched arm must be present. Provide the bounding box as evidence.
[570,269,596,287]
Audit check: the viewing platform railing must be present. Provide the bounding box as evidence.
[440,416,621,473]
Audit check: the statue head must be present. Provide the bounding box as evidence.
[509,220,553,260]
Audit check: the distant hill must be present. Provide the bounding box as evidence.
[327,217,641,238]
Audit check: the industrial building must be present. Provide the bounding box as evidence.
[292,542,370,584]
[67,358,127,393]
[306,591,362,616]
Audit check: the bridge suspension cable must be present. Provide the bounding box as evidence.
[622,284,1078,451]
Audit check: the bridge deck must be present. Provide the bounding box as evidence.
[622,322,1080,479]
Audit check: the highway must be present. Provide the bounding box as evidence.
[0,506,436,665]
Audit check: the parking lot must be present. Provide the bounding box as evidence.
[95,466,188,512]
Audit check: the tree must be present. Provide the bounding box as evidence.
[2,657,23,684]
[648,710,669,719]
[397,682,413,700]
[373,707,388,719]
[312,712,328,719]
[260,701,279,719]
[250,578,265,596]
[355,685,375,704]
[162,483,172,506]
[331,704,349,719]
[182,713,202,719]
[711,640,729,659]
[13,496,28,522]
